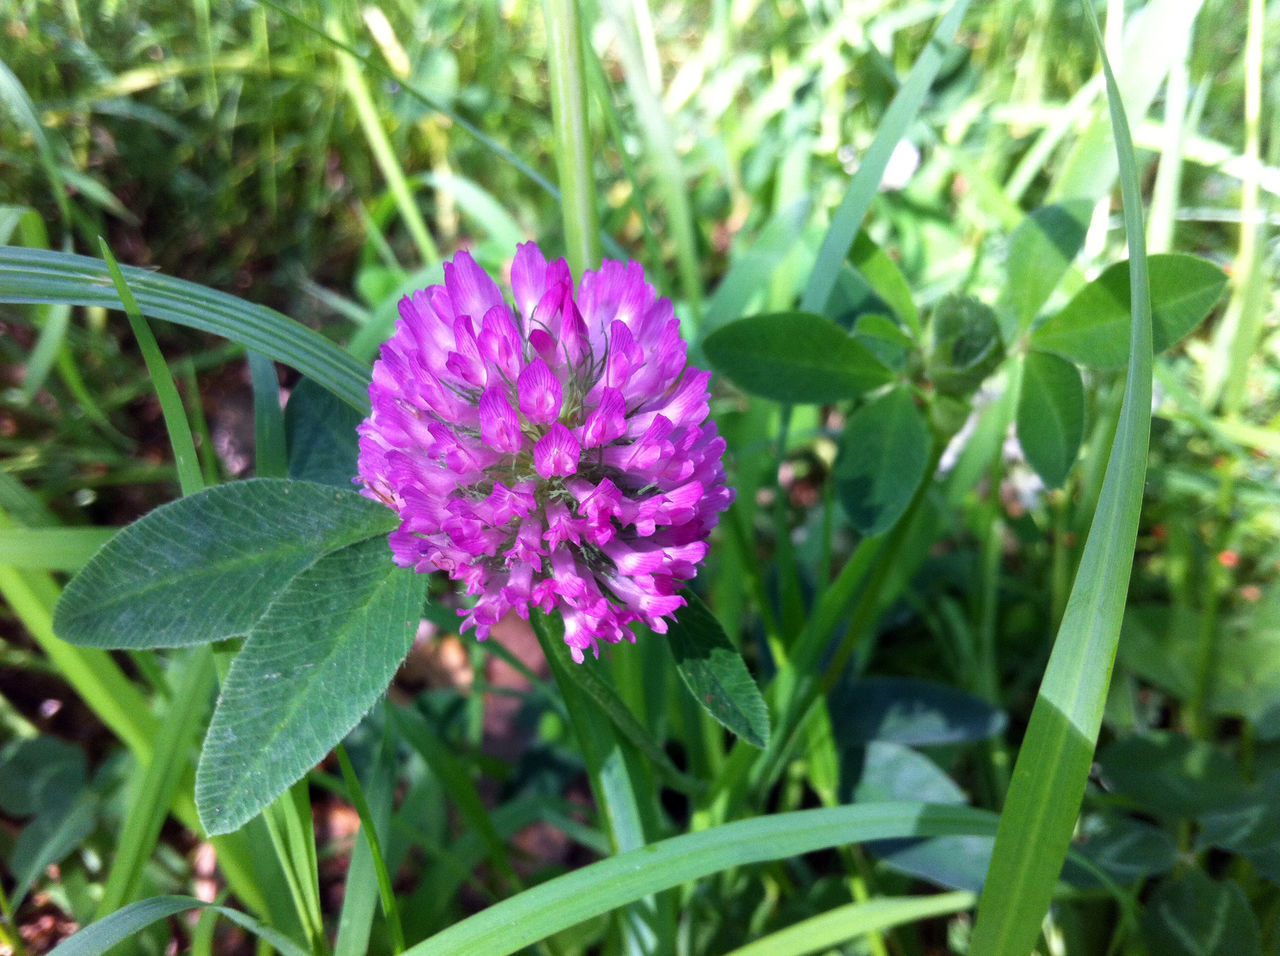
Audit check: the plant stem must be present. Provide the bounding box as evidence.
[542,0,601,275]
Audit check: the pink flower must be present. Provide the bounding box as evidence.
[357,244,734,662]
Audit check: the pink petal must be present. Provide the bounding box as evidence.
[518,358,563,424]
[479,387,523,453]
[443,250,505,321]
[581,387,627,447]
[478,305,522,381]
[511,242,549,321]
[533,422,580,478]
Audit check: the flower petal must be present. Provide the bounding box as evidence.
[517,357,563,424]
[533,422,580,478]
[581,387,627,448]
[479,387,523,454]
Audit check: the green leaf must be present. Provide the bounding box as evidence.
[1096,732,1244,820]
[196,537,420,834]
[54,479,397,649]
[703,312,893,404]
[1030,253,1227,368]
[699,198,811,347]
[834,388,930,536]
[1069,813,1177,886]
[840,742,988,893]
[1119,599,1280,726]
[1141,871,1261,956]
[825,266,893,331]
[666,590,770,748]
[850,231,920,338]
[0,246,372,412]
[48,895,310,956]
[285,379,364,488]
[1017,351,1085,488]
[830,677,1006,747]
[1003,200,1093,334]
[10,790,97,905]
[0,736,85,817]
[852,314,914,371]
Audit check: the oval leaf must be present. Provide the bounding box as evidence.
[54,480,397,649]
[1030,253,1227,367]
[1141,871,1261,956]
[834,388,930,536]
[285,379,363,488]
[1003,200,1093,334]
[851,231,920,336]
[667,590,769,748]
[830,677,1007,748]
[1016,350,1084,488]
[703,312,893,404]
[196,536,421,834]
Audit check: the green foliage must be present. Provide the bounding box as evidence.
[196,537,420,834]
[1002,200,1093,335]
[834,388,931,536]
[3,0,1274,953]
[54,480,396,649]
[1031,253,1228,367]
[667,590,770,748]
[703,311,894,404]
[925,294,1005,397]
[1017,350,1085,488]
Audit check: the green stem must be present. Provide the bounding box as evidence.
[530,613,663,953]
[542,0,601,275]
[335,743,405,954]
[331,19,439,268]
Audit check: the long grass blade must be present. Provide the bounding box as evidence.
[99,240,204,497]
[0,527,115,571]
[406,802,996,956]
[334,742,405,954]
[968,3,1155,951]
[799,0,972,314]
[723,891,976,956]
[0,246,371,411]
[96,648,217,916]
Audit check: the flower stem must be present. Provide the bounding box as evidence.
[542,0,601,275]
[530,613,665,952]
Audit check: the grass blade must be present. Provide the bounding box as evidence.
[0,527,115,571]
[99,239,204,497]
[248,352,287,479]
[0,246,371,412]
[49,896,310,956]
[333,737,403,955]
[799,0,972,314]
[723,891,976,956]
[968,3,1155,952]
[405,802,997,956]
[331,17,439,268]
[96,648,217,916]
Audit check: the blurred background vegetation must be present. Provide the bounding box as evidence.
[1,0,1277,952]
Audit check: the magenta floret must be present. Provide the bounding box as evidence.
[357,244,734,662]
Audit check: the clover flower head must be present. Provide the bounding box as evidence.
[357,244,734,662]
